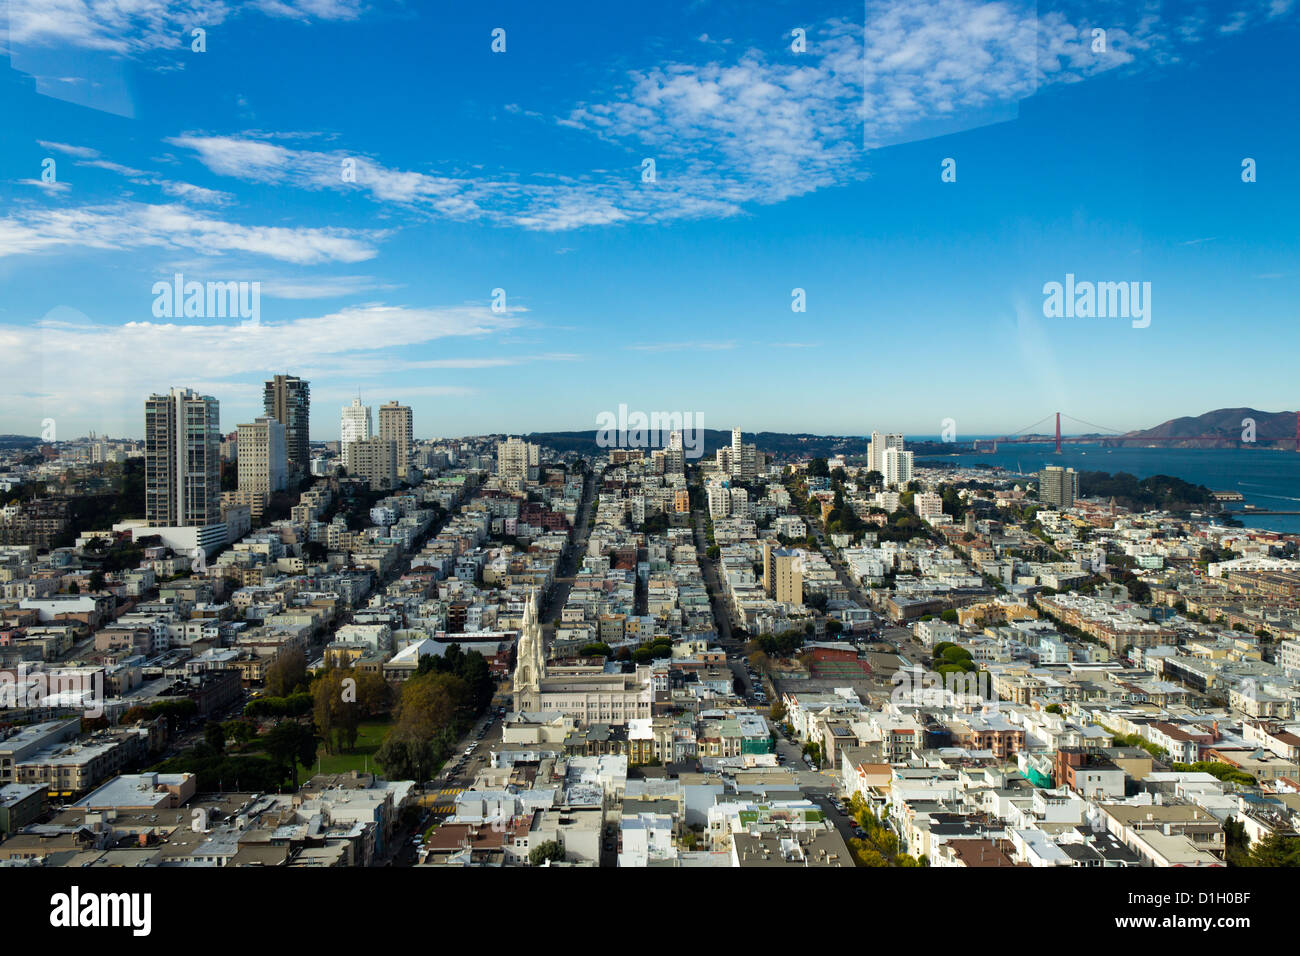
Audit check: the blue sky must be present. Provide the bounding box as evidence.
[1,0,1298,442]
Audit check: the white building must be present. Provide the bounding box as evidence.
[868,432,904,475]
[882,448,913,489]
[341,398,373,446]
[914,491,943,522]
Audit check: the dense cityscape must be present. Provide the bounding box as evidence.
[0,383,1297,882]
[5,0,1297,937]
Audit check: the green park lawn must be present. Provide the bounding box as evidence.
[296,720,393,780]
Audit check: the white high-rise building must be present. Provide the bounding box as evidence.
[868,432,905,475]
[882,447,913,489]
[729,427,756,480]
[144,387,227,557]
[341,398,372,447]
[664,430,685,475]
[706,481,732,519]
[145,387,220,528]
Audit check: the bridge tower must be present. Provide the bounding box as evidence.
[1055,412,1062,454]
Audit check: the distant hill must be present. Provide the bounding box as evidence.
[0,435,40,449]
[526,429,879,460]
[1119,408,1297,448]
[528,409,1295,459]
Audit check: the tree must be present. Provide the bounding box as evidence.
[375,731,440,783]
[529,840,565,865]
[265,647,308,698]
[203,721,226,754]
[1246,833,1300,867]
[264,720,318,790]
[312,668,361,755]
[222,719,257,745]
[393,670,471,743]
[88,570,106,592]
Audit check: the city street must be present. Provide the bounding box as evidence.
[542,469,596,639]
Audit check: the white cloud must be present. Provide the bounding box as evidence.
[37,141,101,159]
[5,0,359,56]
[0,201,380,264]
[0,302,525,431]
[14,178,71,193]
[259,275,399,299]
[627,342,737,352]
[159,2,1290,232]
[75,157,234,205]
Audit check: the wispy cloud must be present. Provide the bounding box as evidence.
[0,301,524,430]
[0,201,381,264]
[259,275,400,299]
[4,0,360,57]
[627,342,737,352]
[37,140,101,159]
[155,2,1292,233]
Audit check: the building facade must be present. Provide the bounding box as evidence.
[263,374,310,476]
[236,416,287,520]
[378,401,413,480]
[145,387,221,528]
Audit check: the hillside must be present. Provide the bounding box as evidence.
[1117,408,1297,448]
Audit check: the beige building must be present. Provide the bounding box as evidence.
[763,541,803,606]
[378,401,413,479]
[236,416,286,520]
[344,436,397,491]
[497,437,539,480]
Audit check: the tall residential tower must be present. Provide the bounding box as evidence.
[263,374,310,476]
[341,397,372,447]
[378,401,413,480]
[145,388,221,528]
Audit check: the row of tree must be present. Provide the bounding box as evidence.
[374,645,495,782]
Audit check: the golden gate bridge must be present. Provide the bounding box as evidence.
[969,412,1300,454]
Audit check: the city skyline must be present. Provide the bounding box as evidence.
[3,0,1299,438]
[5,0,1300,916]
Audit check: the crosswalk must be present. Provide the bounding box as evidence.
[416,787,464,811]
